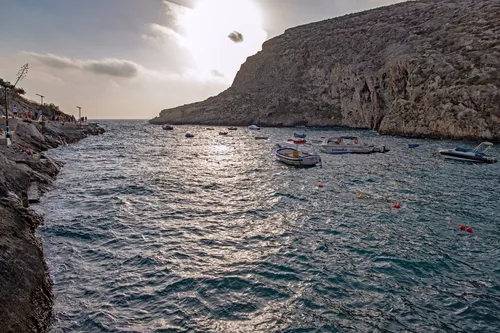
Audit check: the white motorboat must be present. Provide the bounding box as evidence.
[248,125,260,130]
[320,136,387,154]
[438,142,497,163]
[274,144,321,167]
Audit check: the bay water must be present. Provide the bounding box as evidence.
[40,120,500,332]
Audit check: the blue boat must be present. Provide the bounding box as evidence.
[294,133,306,138]
[185,133,194,138]
[408,143,420,148]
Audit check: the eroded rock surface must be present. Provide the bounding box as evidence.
[151,0,500,140]
[0,122,104,332]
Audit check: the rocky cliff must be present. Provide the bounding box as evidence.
[151,0,500,141]
[0,113,104,332]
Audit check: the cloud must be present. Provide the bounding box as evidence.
[22,52,79,70]
[84,59,139,78]
[145,23,185,45]
[228,31,244,43]
[210,70,224,77]
[23,52,142,78]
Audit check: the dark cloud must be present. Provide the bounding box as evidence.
[84,59,139,78]
[23,52,141,78]
[228,31,244,43]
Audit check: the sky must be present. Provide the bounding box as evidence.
[0,0,404,119]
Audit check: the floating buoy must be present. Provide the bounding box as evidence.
[393,203,401,209]
[318,184,324,188]
[358,194,366,199]
[460,225,466,230]
[467,227,473,233]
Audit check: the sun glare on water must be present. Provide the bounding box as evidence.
[180,0,267,81]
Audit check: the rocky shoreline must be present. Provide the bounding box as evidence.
[151,0,500,142]
[0,120,104,333]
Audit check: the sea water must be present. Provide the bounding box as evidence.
[40,120,500,333]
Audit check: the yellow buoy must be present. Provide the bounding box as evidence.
[358,194,366,199]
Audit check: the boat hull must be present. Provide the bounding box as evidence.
[320,145,375,154]
[275,148,321,167]
[438,150,497,163]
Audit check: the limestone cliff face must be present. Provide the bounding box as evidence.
[151,0,500,140]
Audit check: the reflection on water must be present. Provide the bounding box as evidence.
[40,121,500,333]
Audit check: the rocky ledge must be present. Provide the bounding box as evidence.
[151,0,500,141]
[0,121,104,333]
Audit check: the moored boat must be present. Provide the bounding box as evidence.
[219,132,228,135]
[185,133,194,138]
[294,133,306,138]
[320,136,387,154]
[438,142,497,163]
[248,125,260,130]
[275,144,321,167]
[228,127,237,130]
[162,124,174,130]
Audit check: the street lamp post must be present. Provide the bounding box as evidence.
[76,106,82,127]
[36,93,44,106]
[1,83,11,132]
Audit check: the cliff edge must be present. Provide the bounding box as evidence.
[0,92,104,332]
[151,0,500,140]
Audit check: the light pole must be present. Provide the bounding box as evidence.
[1,83,11,131]
[36,93,44,106]
[76,106,82,126]
[36,93,44,119]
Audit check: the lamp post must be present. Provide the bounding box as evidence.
[36,93,44,106]
[76,106,82,127]
[1,83,11,131]
[36,93,45,119]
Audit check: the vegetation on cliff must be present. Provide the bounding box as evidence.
[151,0,500,141]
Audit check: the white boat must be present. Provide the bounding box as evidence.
[320,136,387,154]
[274,144,321,167]
[162,124,174,130]
[438,142,497,163]
[248,125,260,130]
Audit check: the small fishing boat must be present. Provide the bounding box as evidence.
[438,142,497,163]
[185,133,194,138]
[408,143,420,148]
[255,136,268,140]
[219,132,228,135]
[248,125,260,130]
[228,127,237,130]
[287,138,306,144]
[162,124,174,130]
[320,136,387,154]
[206,127,214,130]
[294,133,306,138]
[275,144,321,167]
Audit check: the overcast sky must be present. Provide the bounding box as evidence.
[0,0,404,119]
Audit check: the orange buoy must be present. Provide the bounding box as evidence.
[467,227,473,233]
[460,225,466,230]
[318,184,324,188]
[393,204,401,209]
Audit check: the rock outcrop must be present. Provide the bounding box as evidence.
[151,0,500,141]
[0,121,104,333]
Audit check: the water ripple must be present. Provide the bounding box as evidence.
[39,120,500,333]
